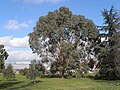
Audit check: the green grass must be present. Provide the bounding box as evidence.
[0,75,120,90]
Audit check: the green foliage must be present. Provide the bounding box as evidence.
[28,7,98,78]
[98,6,120,36]
[3,64,15,80]
[102,6,120,36]
[96,47,120,80]
[96,6,120,80]
[27,60,45,83]
[0,44,9,72]
[19,68,29,76]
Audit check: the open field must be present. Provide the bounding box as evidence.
[0,75,120,90]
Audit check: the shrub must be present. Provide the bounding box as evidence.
[3,64,15,80]
[19,68,29,76]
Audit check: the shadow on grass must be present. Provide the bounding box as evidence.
[9,80,43,90]
[86,75,120,82]
[95,79,120,82]
[0,80,42,90]
[0,81,23,89]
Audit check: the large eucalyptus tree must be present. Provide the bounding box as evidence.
[29,7,98,77]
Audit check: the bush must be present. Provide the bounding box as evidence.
[19,68,29,76]
[3,64,15,80]
[26,60,45,83]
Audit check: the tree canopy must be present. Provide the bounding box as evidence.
[0,44,9,72]
[28,7,99,77]
[27,60,45,83]
[96,6,120,80]
[3,64,15,80]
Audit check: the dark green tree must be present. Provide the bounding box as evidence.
[0,44,9,72]
[29,7,98,78]
[27,60,45,83]
[3,64,15,80]
[19,68,29,76]
[27,60,37,83]
[96,6,120,80]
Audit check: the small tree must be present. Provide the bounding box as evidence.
[27,60,37,83]
[27,60,45,83]
[0,44,9,72]
[19,68,29,76]
[3,64,15,80]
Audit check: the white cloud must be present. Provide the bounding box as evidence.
[5,51,40,69]
[0,36,11,45]
[0,36,40,65]
[0,36,29,49]
[4,20,32,30]
[20,0,65,4]
[9,36,29,48]
[7,51,40,62]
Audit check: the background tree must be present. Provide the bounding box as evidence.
[19,68,29,76]
[29,7,99,78]
[27,60,37,83]
[27,60,45,83]
[96,6,120,80]
[3,64,15,80]
[0,44,9,72]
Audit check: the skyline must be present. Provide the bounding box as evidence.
[0,0,120,63]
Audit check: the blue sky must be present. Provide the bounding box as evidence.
[0,0,120,37]
[0,0,120,63]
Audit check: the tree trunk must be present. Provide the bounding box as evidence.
[61,69,65,78]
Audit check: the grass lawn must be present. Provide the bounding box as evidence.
[0,75,120,90]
